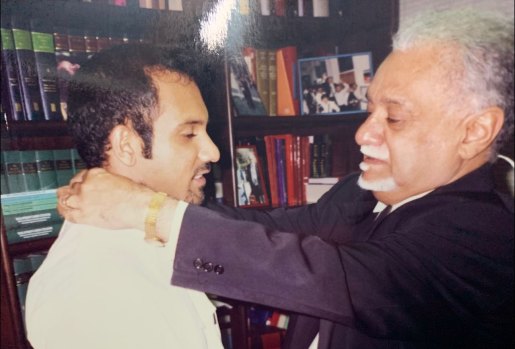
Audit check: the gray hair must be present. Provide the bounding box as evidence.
[392,9,514,156]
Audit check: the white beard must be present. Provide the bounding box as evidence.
[357,174,397,192]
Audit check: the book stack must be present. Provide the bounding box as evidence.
[238,133,333,208]
[257,0,343,17]
[0,16,143,123]
[1,189,62,244]
[235,46,299,117]
[1,148,85,244]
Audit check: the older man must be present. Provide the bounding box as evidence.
[58,9,513,349]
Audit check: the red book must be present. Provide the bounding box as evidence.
[272,0,286,16]
[276,45,299,116]
[264,135,279,207]
[300,135,311,204]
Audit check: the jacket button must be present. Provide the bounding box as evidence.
[203,262,214,272]
[214,265,224,275]
[193,258,203,270]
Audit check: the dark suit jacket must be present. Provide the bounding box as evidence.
[171,164,514,348]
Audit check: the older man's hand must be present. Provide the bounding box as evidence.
[57,168,155,232]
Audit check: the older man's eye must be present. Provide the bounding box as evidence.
[386,116,402,123]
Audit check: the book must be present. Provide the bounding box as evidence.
[35,149,58,190]
[267,49,277,116]
[11,16,44,121]
[255,49,270,115]
[7,221,61,244]
[53,148,74,186]
[1,189,62,243]
[20,150,39,192]
[1,150,10,194]
[313,0,329,17]
[273,134,295,206]
[2,151,25,194]
[300,135,311,204]
[259,0,271,15]
[276,46,299,116]
[272,0,286,16]
[167,0,183,11]
[229,54,268,116]
[71,148,87,173]
[274,137,287,207]
[1,24,25,121]
[264,135,279,207]
[30,20,62,121]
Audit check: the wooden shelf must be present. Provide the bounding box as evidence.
[232,113,367,137]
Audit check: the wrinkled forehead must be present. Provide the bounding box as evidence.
[368,45,462,102]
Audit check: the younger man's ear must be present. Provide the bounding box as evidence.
[459,107,504,159]
[108,124,142,166]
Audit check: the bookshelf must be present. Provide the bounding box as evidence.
[1,0,400,348]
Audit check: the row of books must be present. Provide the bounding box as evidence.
[237,134,332,208]
[1,148,85,194]
[1,189,63,244]
[1,16,144,123]
[1,148,83,244]
[231,46,299,117]
[12,251,49,332]
[256,0,341,17]
[80,0,184,11]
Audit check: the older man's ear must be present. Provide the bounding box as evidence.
[458,106,504,160]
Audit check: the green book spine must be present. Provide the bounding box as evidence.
[30,22,62,121]
[255,49,270,115]
[11,17,43,121]
[3,151,25,193]
[267,49,277,117]
[20,150,39,191]
[1,26,25,121]
[6,221,61,244]
[2,207,61,231]
[35,149,58,190]
[53,149,74,186]
[71,148,87,174]
[1,151,9,194]
[12,256,33,276]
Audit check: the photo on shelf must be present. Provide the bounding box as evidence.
[235,145,269,208]
[229,54,268,117]
[298,52,373,116]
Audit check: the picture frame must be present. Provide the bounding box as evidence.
[235,145,269,208]
[297,52,373,116]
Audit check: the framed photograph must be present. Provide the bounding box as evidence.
[298,52,373,116]
[235,145,269,208]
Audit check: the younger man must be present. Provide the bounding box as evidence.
[25,44,222,349]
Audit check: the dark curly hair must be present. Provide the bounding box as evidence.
[67,43,213,168]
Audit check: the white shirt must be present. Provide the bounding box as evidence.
[26,202,223,349]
